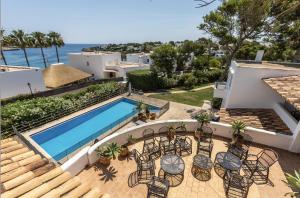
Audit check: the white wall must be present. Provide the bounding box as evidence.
[61,119,297,176]
[126,53,152,65]
[0,66,46,99]
[69,52,121,80]
[273,103,298,132]
[224,62,300,109]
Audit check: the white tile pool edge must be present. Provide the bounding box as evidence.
[22,95,162,162]
[22,95,126,161]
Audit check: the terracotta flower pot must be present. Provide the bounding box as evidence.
[119,146,129,157]
[98,156,111,166]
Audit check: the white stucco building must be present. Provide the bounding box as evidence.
[126,52,152,65]
[69,52,150,80]
[0,65,46,99]
[214,61,300,153]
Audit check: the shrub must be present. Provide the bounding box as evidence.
[158,77,178,89]
[127,70,159,91]
[209,58,221,68]
[212,98,222,109]
[178,73,193,86]
[1,82,122,137]
[183,75,197,89]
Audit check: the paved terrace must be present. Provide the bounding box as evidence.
[78,135,299,198]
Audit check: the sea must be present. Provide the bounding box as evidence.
[0,44,100,68]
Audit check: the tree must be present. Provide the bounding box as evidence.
[235,41,265,60]
[191,55,210,70]
[32,32,49,68]
[48,31,64,63]
[199,0,272,69]
[267,0,300,62]
[9,30,33,67]
[0,29,8,65]
[150,44,177,77]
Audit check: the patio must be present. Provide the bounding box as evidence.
[77,134,300,198]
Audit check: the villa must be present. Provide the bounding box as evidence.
[1,61,300,198]
[69,52,150,80]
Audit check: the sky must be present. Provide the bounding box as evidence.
[1,0,220,44]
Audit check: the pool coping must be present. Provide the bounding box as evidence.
[22,94,163,162]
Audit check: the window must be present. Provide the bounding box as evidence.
[86,61,90,66]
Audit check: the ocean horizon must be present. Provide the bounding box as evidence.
[0,44,100,69]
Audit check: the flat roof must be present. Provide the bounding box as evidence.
[0,65,38,72]
[219,108,292,135]
[237,61,300,71]
[69,51,119,56]
[263,75,300,110]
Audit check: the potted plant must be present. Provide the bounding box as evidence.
[145,104,150,118]
[150,112,156,120]
[195,112,210,139]
[96,142,120,165]
[176,122,186,133]
[231,120,246,146]
[119,135,137,157]
[284,170,300,197]
[167,125,176,140]
[136,100,145,120]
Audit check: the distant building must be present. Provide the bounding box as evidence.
[0,65,46,99]
[214,50,225,57]
[69,52,150,80]
[126,52,152,65]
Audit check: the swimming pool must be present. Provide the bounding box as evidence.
[31,98,160,161]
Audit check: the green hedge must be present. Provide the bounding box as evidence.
[127,70,160,90]
[128,69,223,91]
[1,82,122,138]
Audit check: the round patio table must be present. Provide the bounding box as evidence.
[214,152,242,178]
[160,154,185,178]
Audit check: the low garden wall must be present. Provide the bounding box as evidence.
[62,119,295,176]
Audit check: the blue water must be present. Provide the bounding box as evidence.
[31,98,160,161]
[0,44,100,68]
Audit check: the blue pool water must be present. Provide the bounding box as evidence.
[31,98,159,161]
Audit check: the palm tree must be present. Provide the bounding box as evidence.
[32,32,49,68]
[9,30,32,66]
[0,29,8,65]
[48,31,64,63]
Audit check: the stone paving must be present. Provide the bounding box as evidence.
[78,135,299,198]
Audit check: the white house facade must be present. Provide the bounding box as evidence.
[126,52,152,65]
[214,61,300,153]
[0,65,46,99]
[69,52,150,80]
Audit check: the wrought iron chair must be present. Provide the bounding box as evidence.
[175,135,192,156]
[175,125,187,134]
[200,126,213,141]
[242,148,279,184]
[228,134,252,160]
[147,176,170,198]
[197,138,214,158]
[133,149,155,181]
[158,126,176,155]
[143,128,161,160]
[224,172,253,198]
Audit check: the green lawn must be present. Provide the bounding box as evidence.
[168,83,213,91]
[148,88,213,107]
